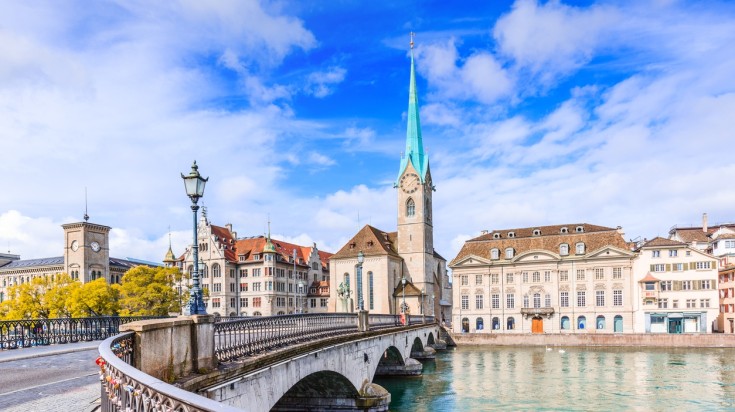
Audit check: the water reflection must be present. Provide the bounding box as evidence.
[374,346,735,411]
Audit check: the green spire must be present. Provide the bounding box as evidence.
[264,220,276,253]
[397,32,428,183]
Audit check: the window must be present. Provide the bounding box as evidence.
[476,295,484,310]
[507,317,515,330]
[544,271,551,282]
[369,272,374,310]
[252,282,261,292]
[577,269,585,281]
[476,274,483,285]
[669,249,678,257]
[321,298,328,307]
[545,293,552,308]
[559,244,569,256]
[461,295,469,310]
[508,232,515,238]
[492,294,500,309]
[533,229,541,236]
[240,298,248,307]
[596,290,605,306]
[726,240,735,248]
[560,292,569,307]
[253,297,262,307]
[576,226,584,233]
[211,298,221,308]
[578,316,586,329]
[252,268,261,277]
[652,264,665,272]
[682,280,692,290]
[561,316,570,330]
[344,273,350,289]
[406,198,415,217]
[523,294,529,308]
[230,283,236,292]
[239,269,248,277]
[695,261,712,270]
[491,274,499,284]
[522,272,529,283]
[492,317,500,330]
[701,299,710,308]
[644,282,655,291]
[576,243,585,254]
[595,268,605,280]
[561,227,569,234]
[532,272,540,283]
[506,273,514,283]
[702,280,712,289]
[476,318,484,330]
[658,298,668,309]
[652,250,660,258]
[533,293,541,308]
[491,248,499,260]
[613,267,622,279]
[673,263,684,271]
[505,248,514,259]
[577,291,586,307]
[613,290,622,306]
[213,283,222,292]
[686,299,696,308]
[311,299,317,308]
[560,270,569,282]
[596,316,606,330]
[461,275,468,286]
[493,233,501,239]
[506,294,515,309]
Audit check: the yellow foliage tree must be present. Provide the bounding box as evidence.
[68,278,120,317]
[0,274,80,320]
[118,266,182,316]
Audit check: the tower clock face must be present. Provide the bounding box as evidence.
[400,173,420,194]
[71,240,79,252]
[90,241,101,252]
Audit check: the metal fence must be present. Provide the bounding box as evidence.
[0,316,165,350]
[98,332,239,412]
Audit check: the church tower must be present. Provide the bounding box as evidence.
[396,33,435,291]
[63,213,110,283]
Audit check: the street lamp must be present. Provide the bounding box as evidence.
[401,276,407,314]
[181,161,208,316]
[297,280,305,313]
[356,251,365,311]
[290,248,297,314]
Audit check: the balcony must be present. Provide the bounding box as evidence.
[644,291,658,299]
[520,307,555,319]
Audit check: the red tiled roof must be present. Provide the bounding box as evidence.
[639,272,660,282]
[639,237,687,249]
[234,236,333,268]
[331,225,400,260]
[211,225,237,262]
[471,223,617,241]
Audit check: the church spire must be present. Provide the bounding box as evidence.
[263,219,276,253]
[397,31,428,183]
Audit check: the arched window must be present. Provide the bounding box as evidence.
[201,264,208,278]
[476,317,484,331]
[491,248,499,260]
[461,317,469,333]
[533,293,541,308]
[575,242,585,254]
[240,311,248,317]
[578,316,587,330]
[507,317,515,330]
[406,198,416,217]
[212,263,221,278]
[187,265,193,275]
[253,311,262,316]
[614,315,623,332]
[344,273,350,290]
[561,316,570,330]
[492,317,500,330]
[596,315,606,330]
[505,248,514,259]
[560,244,569,256]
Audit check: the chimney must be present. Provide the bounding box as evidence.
[226,223,233,233]
[481,230,489,235]
[703,213,708,233]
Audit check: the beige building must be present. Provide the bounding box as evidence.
[633,237,718,333]
[172,213,332,317]
[328,42,450,320]
[449,224,637,334]
[0,216,149,303]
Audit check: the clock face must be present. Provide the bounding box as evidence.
[90,241,101,252]
[71,240,79,252]
[400,173,420,194]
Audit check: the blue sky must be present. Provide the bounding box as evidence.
[1,0,734,264]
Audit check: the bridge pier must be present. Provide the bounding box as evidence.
[411,345,436,360]
[375,357,423,376]
[431,338,448,350]
[272,382,390,411]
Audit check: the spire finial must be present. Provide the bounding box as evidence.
[84,187,89,222]
[410,31,415,50]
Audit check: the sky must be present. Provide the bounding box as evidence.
[1,0,734,265]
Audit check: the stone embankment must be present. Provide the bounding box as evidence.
[450,332,735,348]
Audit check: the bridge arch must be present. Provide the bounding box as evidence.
[273,370,359,410]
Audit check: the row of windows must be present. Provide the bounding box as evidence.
[461,314,623,332]
[651,249,692,258]
[461,290,624,310]
[650,262,713,272]
[645,279,715,291]
[490,226,586,240]
[342,272,376,310]
[657,298,710,308]
[489,243,587,260]
[460,268,625,286]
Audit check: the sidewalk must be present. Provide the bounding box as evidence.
[0,340,100,363]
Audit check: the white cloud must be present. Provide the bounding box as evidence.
[305,67,347,98]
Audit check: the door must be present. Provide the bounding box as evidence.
[532,317,543,334]
[614,316,623,333]
[668,319,682,334]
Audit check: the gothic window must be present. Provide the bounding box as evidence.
[406,198,416,217]
[212,263,221,278]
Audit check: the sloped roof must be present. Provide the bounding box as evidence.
[0,256,64,269]
[234,236,333,270]
[393,280,423,297]
[307,280,330,297]
[450,223,628,266]
[639,237,688,249]
[210,225,237,262]
[639,272,660,283]
[331,225,400,260]
[671,228,711,243]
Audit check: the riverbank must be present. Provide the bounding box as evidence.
[449,332,735,348]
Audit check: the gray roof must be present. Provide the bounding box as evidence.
[0,256,64,269]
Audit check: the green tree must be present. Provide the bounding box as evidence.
[118,266,182,316]
[68,278,120,317]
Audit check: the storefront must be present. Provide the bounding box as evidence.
[645,312,707,333]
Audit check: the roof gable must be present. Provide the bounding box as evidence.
[331,225,400,260]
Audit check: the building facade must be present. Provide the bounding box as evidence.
[0,217,149,303]
[718,264,735,333]
[328,40,450,319]
[633,237,718,333]
[449,224,637,334]
[173,214,332,317]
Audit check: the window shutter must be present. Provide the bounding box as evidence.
[674,281,681,291]
[650,264,655,272]
[683,263,689,271]
[694,280,700,290]
[665,264,671,272]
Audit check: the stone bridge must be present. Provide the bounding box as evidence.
[100,313,446,411]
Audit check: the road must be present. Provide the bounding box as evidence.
[0,342,101,411]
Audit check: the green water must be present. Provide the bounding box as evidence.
[374,346,735,411]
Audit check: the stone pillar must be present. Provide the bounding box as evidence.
[411,346,436,360]
[357,310,369,332]
[190,314,216,373]
[374,357,423,376]
[431,338,447,350]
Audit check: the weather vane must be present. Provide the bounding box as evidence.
[410,31,415,49]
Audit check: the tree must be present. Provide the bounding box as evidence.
[0,274,80,320]
[118,266,182,316]
[68,278,120,317]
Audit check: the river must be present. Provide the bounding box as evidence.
[374,345,735,411]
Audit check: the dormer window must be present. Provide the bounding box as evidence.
[560,244,569,256]
[254,254,261,261]
[575,242,585,254]
[533,229,541,236]
[560,227,568,234]
[491,248,499,260]
[576,226,584,233]
[493,233,501,239]
[367,240,374,247]
[508,232,515,238]
[505,248,515,259]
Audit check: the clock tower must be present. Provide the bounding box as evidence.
[63,215,110,283]
[396,33,435,294]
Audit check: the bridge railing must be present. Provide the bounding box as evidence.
[0,316,165,350]
[368,314,401,329]
[215,313,359,362]
[98,332,239,412]
[408,315,435,325]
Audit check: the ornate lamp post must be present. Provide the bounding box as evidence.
[356,251,365,311]
[181,161,208,316]
[401,276,407,313]
[290,248,297,314]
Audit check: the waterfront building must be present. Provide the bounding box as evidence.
[449,224,636,334]
[718,264,735,333]
[0,216,153,303]
[669,213,735,266]
[329,38,451,319]
[633,237,718,333]
[173,213,332,317]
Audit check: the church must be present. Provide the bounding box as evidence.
[328,38,452,321]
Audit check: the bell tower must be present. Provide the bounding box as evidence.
[396,32,434,290]
[63,213,110,283]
